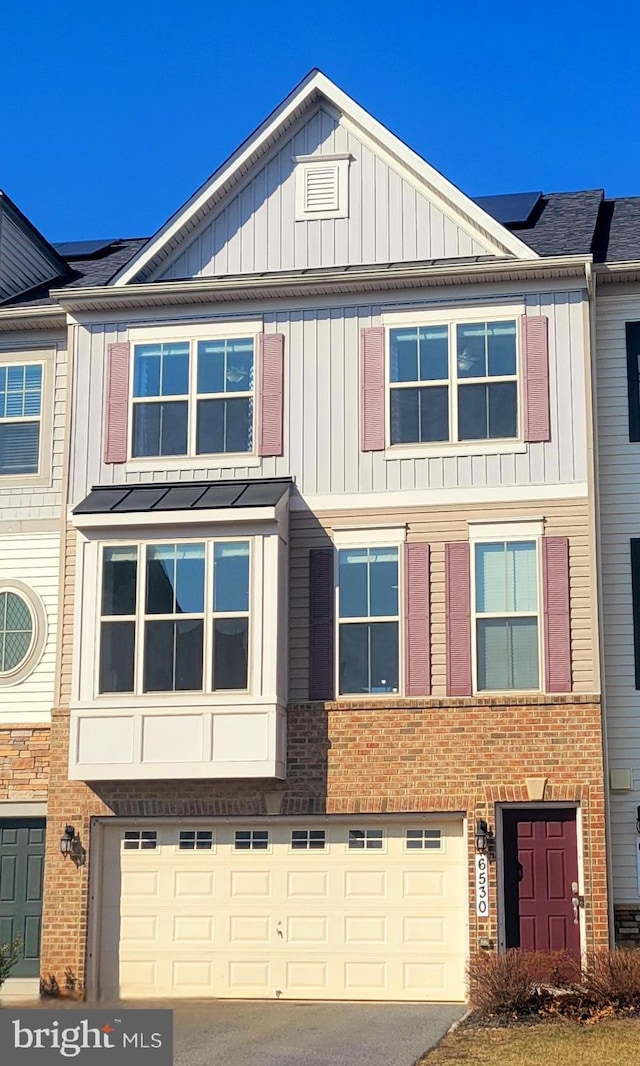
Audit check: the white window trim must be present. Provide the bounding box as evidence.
[294,156,350,221]
[73,523,286,710]
[332,525,407,548]
[127,321,262,464]
[335,540,403,699]
[0,349,53,488]
[97,536,252,700]
[381,304,525,457]
[470,529,543,697]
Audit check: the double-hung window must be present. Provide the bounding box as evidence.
[99,539,250,695]
[474,540,539,691]
[389,317,518,446]
[337,547,399,695]
[0,363,43,475]
[131,337,254,458]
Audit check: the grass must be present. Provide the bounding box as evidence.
[418,1018,640,1066]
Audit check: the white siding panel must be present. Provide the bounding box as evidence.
[71,288,587,506]
[597,293,640,902]
[0,533,59,723]
[154,106,496,282]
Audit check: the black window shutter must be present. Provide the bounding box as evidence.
[309,548,335,700]
[631,539,640,689]
[626,322,640,442]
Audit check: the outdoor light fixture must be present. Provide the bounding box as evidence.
[636,806,640,833]
[475,819,490,853]
[59,824,86,866]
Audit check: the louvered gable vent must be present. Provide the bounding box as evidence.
[305,165,339,213]
[295,155,350,220]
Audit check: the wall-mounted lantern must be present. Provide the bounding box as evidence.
[59,824,86,867]
[475,819,490,854]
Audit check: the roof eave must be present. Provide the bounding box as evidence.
[53,255,592,314]
[0,303,66,331]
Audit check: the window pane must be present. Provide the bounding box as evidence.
[488,382,517,438]
[458,383,487,439]
[0,423,40,475]
[146,546,175,615]
[214,542,249,612]
[339,621,398,694]
[487,321,516,376]
[477,617,539,690]
[176,544,205,613]
[198,339,254,395]
[196,397,253,454]
[390,329,418,382]
[419,326,449,380]
[147,543,204,615]
[0,364,42,418]
[99,621,135,692]
[144,619,203,692]
[213,618,248,689]
[457,323,487,378]
[0,592,33,672]
[369,549,398,617]
[339,549,368,618]
[102,547,137,616]
[133,343,189,397]
[476,542,537,614]
[390,387,448,444]
[132,401,188,457]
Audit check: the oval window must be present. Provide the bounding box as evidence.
[0,590,35,674]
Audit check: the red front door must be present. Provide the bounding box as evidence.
[502,809,581,957]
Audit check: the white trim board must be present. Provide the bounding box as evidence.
[291,483,589,512]
[111,71,536,285]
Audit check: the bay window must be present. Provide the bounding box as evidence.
[99,539,250,695]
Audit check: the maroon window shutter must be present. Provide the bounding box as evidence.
[405,542,431,696]
[543,536,571,693]
[104,342,131,464]
[445,542,472,697]
[522,315,550,443]
[258,333,285,457]
[360,326,385,451]
[309,547,334,700]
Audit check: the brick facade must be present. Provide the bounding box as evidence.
[0,726,50,801]
[40,694,608,993]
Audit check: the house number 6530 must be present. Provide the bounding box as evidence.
[475,853,489,917]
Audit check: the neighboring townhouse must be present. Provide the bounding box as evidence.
[595,207,640,947]
[0,191,69,995]
[2,71,615,1002]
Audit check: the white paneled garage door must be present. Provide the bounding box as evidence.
[96,818,467,1001]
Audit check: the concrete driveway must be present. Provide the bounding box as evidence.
[169,999,465,1066]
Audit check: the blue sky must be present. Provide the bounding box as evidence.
[3,1,639,242]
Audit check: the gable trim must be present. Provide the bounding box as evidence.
[111,71,537,286]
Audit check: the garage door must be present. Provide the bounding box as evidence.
[96,819,467,1001]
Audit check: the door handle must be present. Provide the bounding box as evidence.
[571,882,584,925]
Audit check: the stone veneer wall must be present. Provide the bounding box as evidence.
[0,726,49,801]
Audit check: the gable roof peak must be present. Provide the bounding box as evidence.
[111,73,538,286]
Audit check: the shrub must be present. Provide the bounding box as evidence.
[581,948,640,1011]
[468,949,581,1016]
[0,937,23,990]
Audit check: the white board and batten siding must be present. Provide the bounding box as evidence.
[152,105,490,281]
[69,288,588,507]
[597,293,640,902]
[0,533,60,725]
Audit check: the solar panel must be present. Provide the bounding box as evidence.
[473,192,542,226]
[53,239,117,258]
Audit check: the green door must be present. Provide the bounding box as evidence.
[0,819,45,978]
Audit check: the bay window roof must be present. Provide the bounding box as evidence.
[73,476,292,516]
